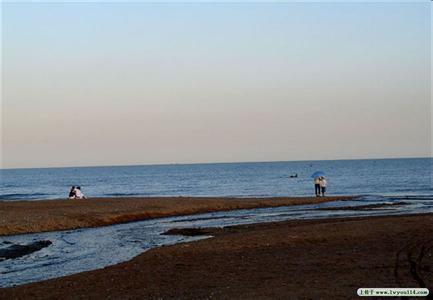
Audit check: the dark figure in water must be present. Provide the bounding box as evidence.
[314,177,321,196]
[289,174,298,178]
[68,186,76,199]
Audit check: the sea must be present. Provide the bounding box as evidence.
[1,157,433,287]
[1,158,432,201]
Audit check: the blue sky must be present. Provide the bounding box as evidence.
[1,2,431,168]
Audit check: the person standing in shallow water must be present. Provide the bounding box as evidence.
[320,177,327,197]
[314,177,321,197]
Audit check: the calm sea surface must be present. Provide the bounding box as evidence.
[1,158,432,201]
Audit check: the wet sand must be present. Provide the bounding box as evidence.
[0,196,349,236]
[314,201,408,211]
[1,213,432,299]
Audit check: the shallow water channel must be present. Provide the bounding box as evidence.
[1,195,432,288]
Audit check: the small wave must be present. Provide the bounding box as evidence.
[0,193,48,200]
[1,184,22,188]
[349,195,388,202]
[103,192,155,197]
[393,188,433,193]
[170,216,232,223]
[357,194,433,202]
[388,195,433,201]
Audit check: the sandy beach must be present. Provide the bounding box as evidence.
[1,212,431,299]
[0,196,349,236]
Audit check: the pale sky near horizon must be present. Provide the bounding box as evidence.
[1,2,431,169]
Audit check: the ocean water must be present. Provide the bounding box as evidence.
[1,158,432,200]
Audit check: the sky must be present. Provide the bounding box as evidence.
[1,2,431,169]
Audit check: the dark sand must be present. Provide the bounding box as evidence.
[1,213,432,299]
[0,196,349,236]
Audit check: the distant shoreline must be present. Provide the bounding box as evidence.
[1,156,431,170]
[0,196,353,236]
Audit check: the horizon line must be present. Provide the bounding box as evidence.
[1,155,431,171]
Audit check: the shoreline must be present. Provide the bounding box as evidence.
[0,196,352,236]
[1,213,432,299]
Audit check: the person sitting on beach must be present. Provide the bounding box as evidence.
[74,186,87,199]
[320,177,327,197]
[68,186,76,199]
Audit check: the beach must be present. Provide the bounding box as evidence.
[1,212,431,299]
[0,196,349,236]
